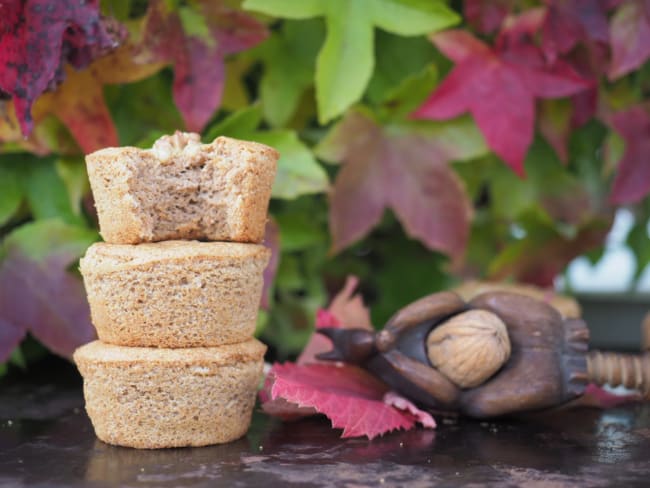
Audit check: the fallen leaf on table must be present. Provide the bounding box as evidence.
[262,363,430,439]
[260,276,436,439]
[568,384,641,409]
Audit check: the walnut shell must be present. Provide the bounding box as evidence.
[426,310,511,388]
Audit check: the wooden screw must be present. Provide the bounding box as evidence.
[587,312,650,396]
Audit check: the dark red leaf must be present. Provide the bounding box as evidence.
[490,220,612,286]
[609,106,650,204]
[541,0,610,62]
[0,317,26,363]
[260,278,435,438]
[263,363,425,439]
[571,87,599,127]
[464,0,517,34]
[608,0,650,80]
[0,221,97,360]
[568,384,641,409]
[414,21,590,176]
[0,0,123,135]
[325,275,373,332]
[323,110,474,260]
[137,0,267,132]
[297,276,371,365]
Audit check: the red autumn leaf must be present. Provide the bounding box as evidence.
[578,384,641,408]
[325,275,373,332]
[0,220,97,361]
[260,277,436,438]
[609,106,650,204]
[464,0,517,34]
[413,16,590,176]
[382,391,436,429]
[320,110,474,261]
[137,0,267,132]
[0,0,123,136]
[298,276,372,365]
[19,42,165,154]
[263,363,426,439]
[490,218,611,286]
[541,0,610,62]
[608,0,650,80]
[0,317,26,363]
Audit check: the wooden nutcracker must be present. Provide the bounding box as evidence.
[317,291,649,417]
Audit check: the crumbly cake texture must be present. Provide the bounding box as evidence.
[74,339,266,448]
[80,241,270,348]
[86,132,279,244]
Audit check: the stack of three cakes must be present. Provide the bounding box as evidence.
[73,132,278,448]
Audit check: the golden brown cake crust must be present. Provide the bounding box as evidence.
[80,240,270,273]
[86,133,278,245]
[74,339,267,367]
[74,340,266,449]
[80,241,271,348]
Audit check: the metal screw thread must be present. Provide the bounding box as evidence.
[587,351,650,395]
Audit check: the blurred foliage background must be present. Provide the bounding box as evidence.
[1,0,649,374]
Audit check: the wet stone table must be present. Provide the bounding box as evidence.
[2,360,650,488]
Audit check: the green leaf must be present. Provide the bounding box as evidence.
[105,74,184,147]
[204,104,263,141]
[255,309,269,337]
[366,31,437,105]
[369,223,451,325]
[101,0,132,21]
[259,20,324,127]
[627,217,650,281]
[3,219,97,262]
[316,3,374,123]
[0,153,82,226]
[398,115,488,162]
[275,254,304,289]
[276,212,327,251]
[371,0,460,36]
[56,157,89,217]
[178,5,214,46]
[9,347,27,369]
[489,138,594,224]
[245,0,459,123]
[487,209,611,286]
[20,157,83,226]
[242,0,325,19]
[0,163,23,226]
[246,130,329,199]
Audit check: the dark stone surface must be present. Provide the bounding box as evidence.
[2,360,650,487]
